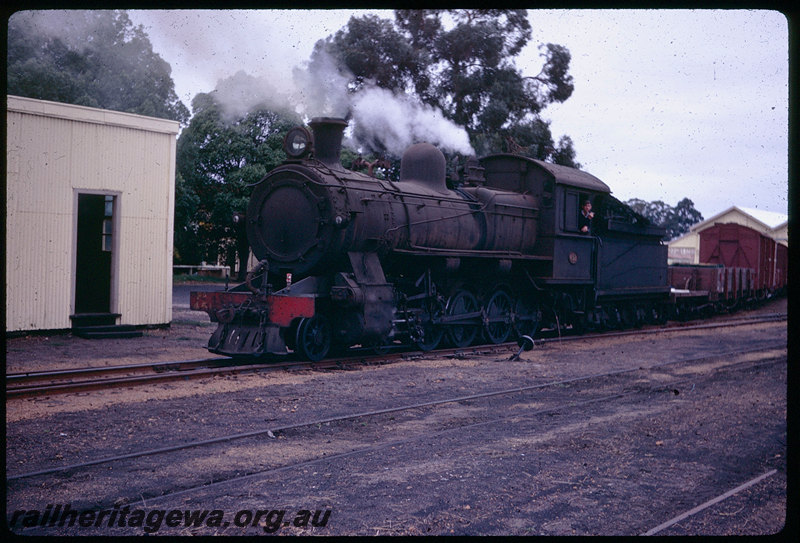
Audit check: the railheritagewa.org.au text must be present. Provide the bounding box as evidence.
[8,504,331,534]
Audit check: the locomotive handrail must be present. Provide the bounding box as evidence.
[383,203,490,234]
[394,246,552,260]
[492,202,540,212]
[382,187,494,235]
[348,185,474,204]
[274,164,481,206]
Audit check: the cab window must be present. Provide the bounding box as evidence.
[564,191,579,231]
[564,190,592,232]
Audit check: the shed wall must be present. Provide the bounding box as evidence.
[667,232,699,264]
[6,96,179,331]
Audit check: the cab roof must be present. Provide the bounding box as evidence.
[481,154,611,194]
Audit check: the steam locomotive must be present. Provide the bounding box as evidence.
[189,117,777,361]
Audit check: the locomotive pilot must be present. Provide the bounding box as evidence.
[579,200,595,234]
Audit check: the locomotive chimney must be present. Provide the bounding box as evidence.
[309,117,348,170]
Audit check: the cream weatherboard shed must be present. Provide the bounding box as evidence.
[6,95,180,333]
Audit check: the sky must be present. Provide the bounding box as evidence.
[126,9,789,220]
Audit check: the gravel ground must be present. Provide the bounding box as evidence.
[5,306,219,375]
[5,296,788,536]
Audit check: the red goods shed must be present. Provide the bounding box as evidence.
[699,223,787,294]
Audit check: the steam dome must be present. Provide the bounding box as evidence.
[399,143,447,194]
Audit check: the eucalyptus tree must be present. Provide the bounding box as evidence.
[626,198,704,240]
[315,9,579,165]
[8,10,189,124]
[175,77,300,267]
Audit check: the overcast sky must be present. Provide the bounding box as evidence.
[127,9,789,220]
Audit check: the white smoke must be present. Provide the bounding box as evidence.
[350,87,474,156]
[211,70,293,122]
[10,10,102,50]
[291,45,352,119]
[292,49,474,156]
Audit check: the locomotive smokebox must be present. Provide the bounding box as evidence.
[309,117,348,169]
[246,117,353,279]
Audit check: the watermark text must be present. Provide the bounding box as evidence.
[8,504,331,534]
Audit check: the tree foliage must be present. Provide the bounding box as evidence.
[315,9,578,166]
[7,10,189,124]
[625,197,704,240]
[175,82,300,265]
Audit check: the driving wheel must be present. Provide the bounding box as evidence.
[445,289,480,348]
[295,315,331,361]
[483,289,513,344]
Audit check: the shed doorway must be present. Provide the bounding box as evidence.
[74,193,115,315]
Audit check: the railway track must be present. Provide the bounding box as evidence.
[7,340,786,483]
[6,312,786,399]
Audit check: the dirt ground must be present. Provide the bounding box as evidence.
[5,306,220,374]
[5,296,788,536]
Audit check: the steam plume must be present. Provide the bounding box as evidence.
[211,71,292,122]
[293,49,474,156]
[350,88,474,156]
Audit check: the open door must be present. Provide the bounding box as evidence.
[74,194,114,315]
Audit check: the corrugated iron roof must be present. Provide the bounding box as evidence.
[735,206,788,229]
[7,95,179,135]
[691,205,788,233]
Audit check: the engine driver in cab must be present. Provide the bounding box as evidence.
[579,200,595,234]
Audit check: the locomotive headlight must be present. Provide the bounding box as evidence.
[283,126,313,159]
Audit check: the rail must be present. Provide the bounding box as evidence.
[6,312,786,400]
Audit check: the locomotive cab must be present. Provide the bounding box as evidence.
[550,181,607,284]
[548,171,669,301]
[479,154,669,331]
[478,154,611,284]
